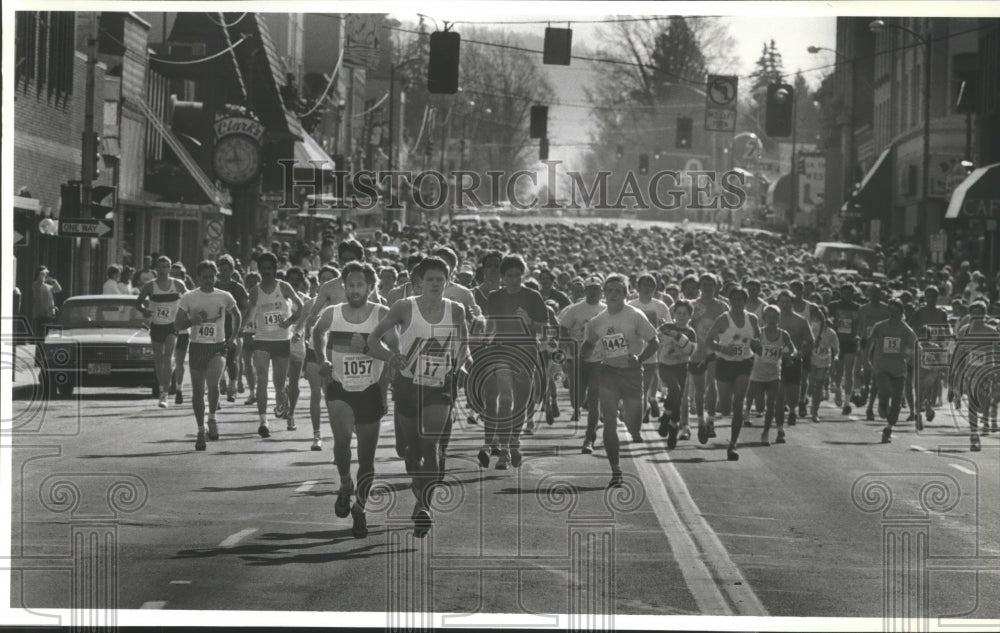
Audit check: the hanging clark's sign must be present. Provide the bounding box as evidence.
[214,117,266,142]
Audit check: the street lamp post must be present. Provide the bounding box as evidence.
[870,19,932,238]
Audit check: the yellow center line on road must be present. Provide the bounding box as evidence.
[219,528,257,548]
[294,480,319,493]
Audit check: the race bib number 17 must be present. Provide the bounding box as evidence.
[414,353,449,387]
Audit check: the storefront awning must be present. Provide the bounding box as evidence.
[133,95,232,212]
[841,146,891,214]
[293,131,336,172]
[945,162,1000,219]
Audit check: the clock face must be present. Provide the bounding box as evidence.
[212,135,261,185]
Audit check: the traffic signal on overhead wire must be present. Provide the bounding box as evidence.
[765,83,794,138]
[539,138,549,161]
[676,117,692,148]
[639,153,649,175]
[428,31,460,94]
[530,106,548,139]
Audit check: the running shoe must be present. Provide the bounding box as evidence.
[866,409,875,421]
[496,450,510,470]
[351,504,368,539]
[905,412,917,422]
[881,426,892,444]
[175,391,183,405]
[787,414,796,427]
[971,434,981,452]
[811,413,819,423]
[227,391,236,404]
[697,422,709,445]
[650,400,661,419]
[257,423,270,438]
[510,448,523,468]
[490,445,501,456]
[607,472,624,489]
[842,404,852,415]
[983,424,991,436]
[760,431,770,447]
[195,431,206,451]
[631,433,644,443]
[707,418,717,438]
[666,423,679,450]
[679,426,691,441]
[727,447,739,461]
[245,395,257,406]
[925,407,935,422]
[744,417,753,427]
[523,420,535,435]
[274,399,288,420]
[168,381,177,396]
[570,411,580,422]
[477,447,490,468]
[311,437,322,451]
[237,380,245,394]
[775,430,786,444]
[878,402,888,419]
[158,396,168,409]
[466,414,478,426]
[335,481,354,518]
[642,409,651,425]
[413,506,432,539]
[657,418,670,438]
[834,392,843,407]
[207,419,219,441]
[287,416,297,432]
[581,440,594,454]
[798,402,807,418]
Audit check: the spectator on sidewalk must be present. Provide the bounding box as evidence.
[31,266,61,341]
[103,265,123,295]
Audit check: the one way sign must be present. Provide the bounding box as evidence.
[59,218,115,239]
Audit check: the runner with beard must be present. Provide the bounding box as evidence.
[314,261,390,538]
[629,274,672,424]
[367,256,468,537]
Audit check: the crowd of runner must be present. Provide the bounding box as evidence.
[131,220,1000,539]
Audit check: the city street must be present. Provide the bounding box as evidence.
[9,367,1000,619]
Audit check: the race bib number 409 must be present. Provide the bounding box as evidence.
[196,323,217,341]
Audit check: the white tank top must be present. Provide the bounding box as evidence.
[397,297,458,386]
[255,282,292,341]
[328,304,384,391]
[716,312,756,361]
[149,278,184,325]
[751,328,787,382]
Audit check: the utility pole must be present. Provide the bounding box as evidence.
[79,11,100,295]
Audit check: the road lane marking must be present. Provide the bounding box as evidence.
[949,464,976,475]
[911,445,932,453]
[219,528,257,548]
[140,601,167,609]
[169,581,190,585]
[628,432,768,616]
[699,513,776,521]
[715,532,800,541]
[295,480,319,493]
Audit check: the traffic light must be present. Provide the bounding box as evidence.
[543,27,573,65]
[539,138,549,161]
[638,153,649,174]
[765,83,794,138]
[616,145,624,160]
[92,133,102,180]
[90,185,117,218]
[530,105,548,139]
[676,117,692,148]
[428,31,460,94]
[60,182,82,218]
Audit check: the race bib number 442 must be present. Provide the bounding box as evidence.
[602,333,628,359]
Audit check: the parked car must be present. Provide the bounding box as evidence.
[814,242,881,273]
[38,295,156,397]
